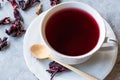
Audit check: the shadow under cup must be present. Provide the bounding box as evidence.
[41,2,105,64]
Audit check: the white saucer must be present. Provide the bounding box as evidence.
[23,11,118,80]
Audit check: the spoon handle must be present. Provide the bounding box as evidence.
[49,56,98,80]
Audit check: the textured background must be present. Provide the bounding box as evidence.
[0,0,120,80]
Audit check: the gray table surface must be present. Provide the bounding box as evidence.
[0,0,120,80]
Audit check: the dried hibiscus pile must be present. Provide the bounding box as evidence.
[18,0,40,10]
[8,0,40,10]
[0,0,65,80]
[2,0,26,38]
[5,9,25,37]
[46,61,69,80]
[0,0,41,50]
[0,0,61,51]
[5,19,25,37]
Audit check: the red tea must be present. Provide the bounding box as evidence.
[45,8,100,56]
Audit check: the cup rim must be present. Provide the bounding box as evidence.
[41,1,106,59]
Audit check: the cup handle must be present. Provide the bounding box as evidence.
[102,37,118,48]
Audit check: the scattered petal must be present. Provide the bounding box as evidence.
[14,9,23,22]
[46,61,69,80]
[8,0,19,9]
[0,17,11,25]
[18,0,25,10]
[0,37,9,51]
[0,3,1,8]
[50,0,60,6]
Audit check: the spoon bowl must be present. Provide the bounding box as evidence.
[31,44,50,59]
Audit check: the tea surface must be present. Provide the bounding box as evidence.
[45,8,100,56]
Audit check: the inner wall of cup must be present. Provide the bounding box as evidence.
[41,2,106,58]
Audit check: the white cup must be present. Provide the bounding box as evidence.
[40,1,116,65]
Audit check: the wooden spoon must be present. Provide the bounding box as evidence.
[30,44,98,80]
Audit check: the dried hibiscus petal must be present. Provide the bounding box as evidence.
[50,0,60,6]
[6,19,25,37]
[14,9,23,22]
[0,17,11,25]
[0,37,9,51]
[8,0,19,9]
[0,3,1,8]
[46,61,69,80]
[18,0,40,10]
[18,0,25,10]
